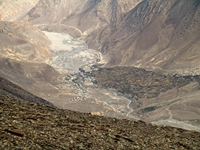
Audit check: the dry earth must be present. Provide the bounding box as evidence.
[1,95,200,150]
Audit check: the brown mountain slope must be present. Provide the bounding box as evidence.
[0,21,51,62]
[0,76,55,107]
[24,0,141,28]
[0,57,60,93]
[0,22,51,62]
[21,0,200,75]
[0,21,63,106]
[1,95,200,149]
[0,0,39,22]
[89,0,200,74]
[22,0,142,48]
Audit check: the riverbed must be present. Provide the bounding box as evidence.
[43,31,100,73]
[42,31,200,132]
[42,31,135,119]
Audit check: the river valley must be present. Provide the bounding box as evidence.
[42,31,138,119]
[42,30,200,132]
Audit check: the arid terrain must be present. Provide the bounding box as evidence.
[1,94,200,149]
[0,0,200,134]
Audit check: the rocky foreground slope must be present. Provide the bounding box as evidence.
[1,95,200,150]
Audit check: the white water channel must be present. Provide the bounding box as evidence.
[43,31,100,73]
[43,31,137,119]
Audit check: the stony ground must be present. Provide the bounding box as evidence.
[1,95,200,150]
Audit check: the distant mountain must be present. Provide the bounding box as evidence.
[97,0,200,75]
[5,0,199,75]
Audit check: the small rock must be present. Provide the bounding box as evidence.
[6,129,24,137]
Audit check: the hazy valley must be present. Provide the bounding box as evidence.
[0,0,200,133]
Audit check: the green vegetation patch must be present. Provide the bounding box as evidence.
[87,66,200,99]
[140,106,158,113]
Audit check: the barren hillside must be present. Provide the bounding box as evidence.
[1,94,200,149]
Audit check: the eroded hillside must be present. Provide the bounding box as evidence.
[1,95,200,149]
